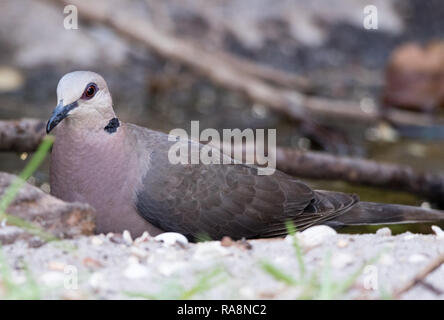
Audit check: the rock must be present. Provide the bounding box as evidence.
[383,42,444,112]
[296,225,337,249]
[376,227,392,236]
[0,172,95,245]
[0,226,27,245]
[155,232,188,247]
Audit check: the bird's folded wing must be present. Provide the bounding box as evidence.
[131,126,356,239]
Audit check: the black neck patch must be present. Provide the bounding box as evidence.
[104,118,120,133]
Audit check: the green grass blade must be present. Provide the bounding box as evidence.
[260,260,297,286]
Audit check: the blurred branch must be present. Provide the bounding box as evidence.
[276,147,444,205]
[47,0,444,129]
[394,253,444,299]
[0,119,46,153]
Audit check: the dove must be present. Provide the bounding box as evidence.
[46,71,444,240]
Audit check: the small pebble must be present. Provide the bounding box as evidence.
[193,242,230,261]
[157,262,186,276]
[239,287,255,299]
[123,263,149,279]
[134,231,151,244]
[83,257,103,269]
[421,202,431,209]
[221,236,234,247]
[336,239,349,248]
[40,271,64,287]
[403,233,417,240]
[376,227,392,236]
[91,236,104,246]
[122,230,133,245]
[431,225,444,239]
[155,232,188,247]
[48,261,66,271]
[380,253,394,266]
[89,272,106,290]
[296,225,337,249]
[108,233,125,244]
[130,246,149,259]
[331,253,354,269]
[409,254,427,264]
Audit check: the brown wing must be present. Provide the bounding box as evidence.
[133,127,358,240]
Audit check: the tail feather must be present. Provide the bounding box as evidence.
[329,201,444,227]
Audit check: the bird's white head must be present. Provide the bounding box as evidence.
[47,71,116,133]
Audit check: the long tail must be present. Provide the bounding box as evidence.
[329,201,444,227]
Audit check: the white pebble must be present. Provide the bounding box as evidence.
[376,227,392,236]
[239,287,255,299]
[296,225,337,248]
[157,262,186,276]
[155,232,188,246]
[431,225,444,239]
[331,252,354,269]
[134,231,151,244]
[123,263,149,279]
[193,242,230,261]
[380,253,394,266]
[130,246,149,259]
[89,272,107,290]
[336,239,349,248]
[40,271,65,287]
[122,230,133,245]
[409,254,427,264]
[91,236,104,246]
[403,233,417,240]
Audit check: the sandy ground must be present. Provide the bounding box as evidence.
[1,226,444,300]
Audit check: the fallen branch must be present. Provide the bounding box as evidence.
[0,119,46,153]
[394,253,444,299]
[276,147,444,205]
[47,0,444,129]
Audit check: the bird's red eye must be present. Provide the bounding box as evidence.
[82,83,97,99]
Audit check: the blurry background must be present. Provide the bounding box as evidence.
[1,0,444,233]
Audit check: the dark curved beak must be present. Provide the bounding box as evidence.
[46,100,78,133]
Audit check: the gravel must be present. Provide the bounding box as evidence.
[1,226,444,300]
